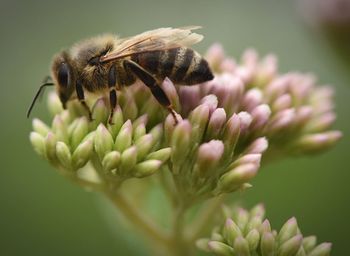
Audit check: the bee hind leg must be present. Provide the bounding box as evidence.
[108,65,118,125]
[76,80,93,121]
[123,60,179,124]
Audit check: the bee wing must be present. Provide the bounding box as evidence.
[100,26,203,62]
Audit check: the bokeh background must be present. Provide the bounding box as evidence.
[0,0,349,255]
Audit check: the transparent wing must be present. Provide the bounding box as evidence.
[100,26,203,62]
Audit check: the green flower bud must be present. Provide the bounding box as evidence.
[95,124,114,160]
[108,106,124,138]
[223,218,243,247]
[132,160,162,178]
[121,95,138,120]
[302,236,317,253]
[47,92,63,116]
[135,134,155,161]
[196,238,211,252]
[146,148,171,162]
[171,120,192,172]
[33,118,50,136]
[72,140,93,169]
[208,241,234,256]
[119,146,137,176]
[250,203,265,219]
[223,113,240,155]
[217,164,258,193]
[261,232,275,256]
[308,243,331,256]
[235,208,249,231]
[189,104,210,143]
[246,216,263,234]
[91,98,109,127]
[246,229,260,251]
[71,117,89,149]
[234,236,250,256]
[133,122,146,141]
[205,108,227,140]
[278,217,299,244]
[45,132,58,163]
[102,151,121,173]
[114,120,132,152]
[56,141,72,170]
[52,116,68,143]
[278,235,303,256]
[149,124,163,143]
[259,219,272,234]
[30,132,46,157]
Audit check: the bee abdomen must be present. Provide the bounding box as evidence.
[165,47,213,85]
[133,47,213,85]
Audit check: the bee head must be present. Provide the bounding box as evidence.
[51,52,76,108]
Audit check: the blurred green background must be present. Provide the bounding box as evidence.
[0,0,349,255]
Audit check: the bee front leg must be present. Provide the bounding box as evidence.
[108,65,118,125]
[76,80,93,121]
[123,60,178,124]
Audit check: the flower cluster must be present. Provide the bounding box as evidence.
[30,45,341,197]
[30,95,171,186]
[197,204,331,256]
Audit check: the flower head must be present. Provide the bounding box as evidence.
[197,204,332,256]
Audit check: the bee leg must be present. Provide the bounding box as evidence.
[76,80,93,121]
[108,65,117,125]
[123,60,179,124]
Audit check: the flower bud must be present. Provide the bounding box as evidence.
[250,203,265,219]
[114,120,133,152]
[30,132,46,157]
[135,134,155,160]
[261,232,275,256]
[108,106,124,138]
[72,140,93,169]
[223,218,242,247]
[246,229,260,251]
[238,112,252,133]
[272,94,292,112]
[267,108,295,133]
[278,235,303,256]
[91,98,109,127]
[133,122,146,141]
[245,137,268,154]
[195,140,224,177]
[121,94,138,121]
[206,43,225,69]
[94,124,114,160]
[200,94,218,114]
[235,208,249,231]
[223,113,240,154]
[196,238,211,252]
[71,117,89,149]
[242,88,263,112]
[146,148,171,162]
[234,236,250,256]
[208,241,234,256]
[47,92,63,116]
[45,132,58,163]
[217,164,259,193]
[52,116,68,143]
[308,242,332,256]
[132,160,162,178]
[305,112,336,133]
[189,104,210,143]
[56,141,72,170]
[170,120,192,172]
[33,118,50,136]
[259,219,272,234]
[250,104,271,131]
[119,146,137,176]
[302,236,317,253]
[102,151,121,173]
[161,78,179,111]
[278,217,299,243]
[294,131,342,153]
[206,108,227,140]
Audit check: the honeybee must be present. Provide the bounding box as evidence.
[27,26,214,124]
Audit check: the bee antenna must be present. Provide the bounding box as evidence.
[26,82,55,118]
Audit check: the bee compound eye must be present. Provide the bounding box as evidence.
[58,62,70,87]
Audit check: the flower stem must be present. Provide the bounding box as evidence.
[104,189,171,252]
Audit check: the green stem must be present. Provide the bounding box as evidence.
[104,189,171,252]
[187,195,226,242]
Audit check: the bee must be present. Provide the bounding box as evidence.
[27,26,214,124]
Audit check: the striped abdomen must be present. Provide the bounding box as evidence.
[131,47,214,85]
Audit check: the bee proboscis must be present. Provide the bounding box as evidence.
[27,26,214,124]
